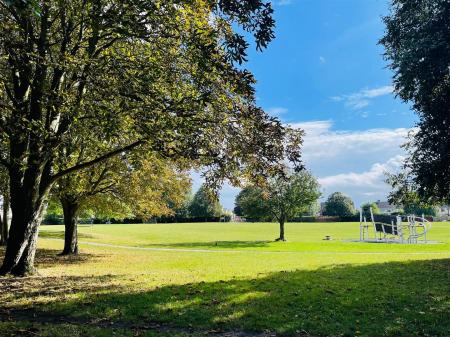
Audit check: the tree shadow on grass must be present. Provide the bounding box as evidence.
[144,240,272,249]
[0,247,109,307]
[11,257,449,337]
[0,247,101,269]
[36,248,102,268]
[39,230,95,240]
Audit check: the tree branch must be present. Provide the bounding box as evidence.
[49,140,144,183]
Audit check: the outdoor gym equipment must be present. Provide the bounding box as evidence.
[359,208,431,244]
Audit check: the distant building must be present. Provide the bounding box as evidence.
[436,205,450,219]
[375,200,400,214]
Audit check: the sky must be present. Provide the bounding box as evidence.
[194,0,416,210]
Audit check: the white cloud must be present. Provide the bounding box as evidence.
[292,120,409,205]
[193,119,410,209]
[267,107,288,117]
[318,155,405,206]
[290,120,332,136]
[319,155,404,189]
[363,86,394,98]
[332,85,393,110]
[275,0,293,6]
[296,121,409,161]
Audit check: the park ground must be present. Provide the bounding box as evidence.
[1,222,449,337]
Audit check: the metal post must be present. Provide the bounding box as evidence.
[397,216,403,243]
[359,209,363,241]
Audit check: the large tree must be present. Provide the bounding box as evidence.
[53,154,191,255]
[0,1,302,276]
[234,186,269,220]
[380,0,450,202]
[188,185,223,219]
[234,171,321,241]
[323,192,356,217]
[265,171,320,241]
[386,172,439,216]
[51,126,191,255]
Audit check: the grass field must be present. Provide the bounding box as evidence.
[1,222,449,337]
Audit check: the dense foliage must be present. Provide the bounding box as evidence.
[188,185,223,219]
[380,0,450,202]
[361,202,380,219]
[0,0,303,275]
[323,192,356,217]
[386,172,439,216]
[234,171,321,240]
[234,186,269,220]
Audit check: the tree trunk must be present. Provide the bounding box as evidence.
[0,194,10,246]
[0,200,46,276]
[0,164,51,276]
[0,212,3,245]
[60,199,80,255]
[276,219,286,241]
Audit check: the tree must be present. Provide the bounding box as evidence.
[0,1,303,275]
[404,203,438,217]
[265,171,321,241]
[188,186,223,219]
[386,172,439,216]
[361,202,380,219]
[380,0,450,203]
[304,200,321,216]
[52,155,191,255]
[234,186,269,220]
[323,192,356,217]
[235,171,320,240]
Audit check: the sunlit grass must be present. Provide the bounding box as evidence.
[1,222,449,337]
[39,221,450,253]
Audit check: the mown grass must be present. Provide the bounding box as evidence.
[39,221,450,252]
[1,222,449,337]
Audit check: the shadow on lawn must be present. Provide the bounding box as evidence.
[145,240,272,249]
[0,247,101,269]
[13,257,450,337]
[0,247,109,305]
[39,230,95,240]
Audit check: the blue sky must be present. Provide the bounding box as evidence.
[195,0,416,210]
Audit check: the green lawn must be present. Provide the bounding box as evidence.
[1,222,449,337]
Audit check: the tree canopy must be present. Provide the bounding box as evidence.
[386,172,438,216]
[361,202,380,219]
[0,0,303,276]
[188,185,223,219]
[234,186,269,220]
[234,171,321,241]
[264,171,321,240]
[323,192,356,217]
[51,153,191,254]
[380,0,450,202]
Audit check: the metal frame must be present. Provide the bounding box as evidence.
[359,208,431,244]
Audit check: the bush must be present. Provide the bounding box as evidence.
[43,213,63,225]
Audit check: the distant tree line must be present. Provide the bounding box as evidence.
[43,184,232,227]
